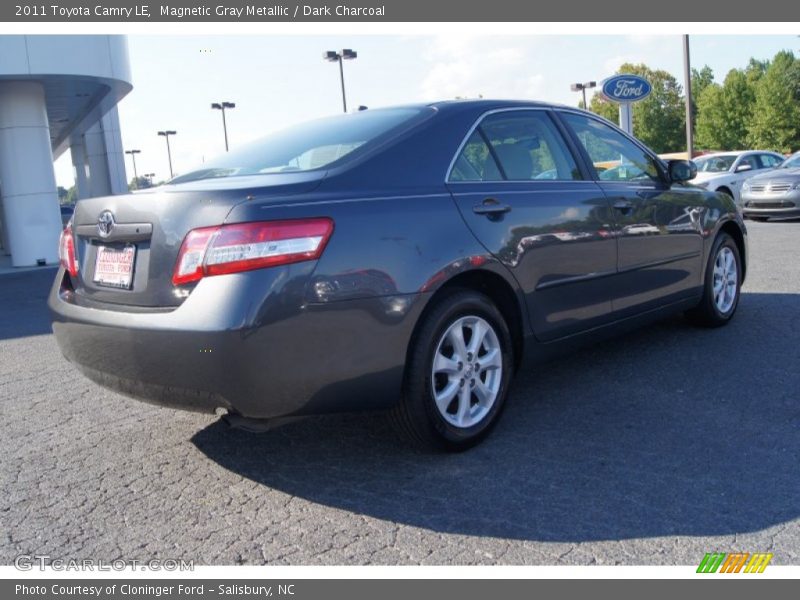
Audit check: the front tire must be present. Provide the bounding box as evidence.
[390,289,514,452]
[685,232,742,327]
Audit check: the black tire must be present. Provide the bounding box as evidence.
[390,289,514,452]
[685,232,742,327]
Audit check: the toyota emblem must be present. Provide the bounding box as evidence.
[97,210,115,238]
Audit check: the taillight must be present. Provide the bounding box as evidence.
[172,218,334,286]
[58,224,78,277]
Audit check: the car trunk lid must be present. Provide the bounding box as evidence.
[69,173,323,308]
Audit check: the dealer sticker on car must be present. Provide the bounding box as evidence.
[94,245,135,289]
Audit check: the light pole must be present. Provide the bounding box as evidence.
[157,130,177,178]
[211,101,235,151]
[323,48,357,113]
[683,35,694,160]
[570,81,597,111]
[124,149,140,188]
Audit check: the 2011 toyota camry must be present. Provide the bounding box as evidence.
[50,100,747,451]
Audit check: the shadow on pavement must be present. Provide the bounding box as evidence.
[0,269,56,340]
[193,291,800,543]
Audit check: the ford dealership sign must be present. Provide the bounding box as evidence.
[602,74,652,103]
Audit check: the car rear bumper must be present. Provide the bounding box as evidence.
[49,267,425,420]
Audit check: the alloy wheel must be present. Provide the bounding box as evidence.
[430,315,503,428]
[713,246,738,314]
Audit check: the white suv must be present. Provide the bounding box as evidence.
[691,150,785,204]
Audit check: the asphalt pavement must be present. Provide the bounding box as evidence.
[1,221,798,565]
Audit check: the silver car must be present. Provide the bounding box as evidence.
[741,151,800,221]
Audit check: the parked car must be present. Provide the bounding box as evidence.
[740,151,800,221]
[691,150,785,204]
[50,100,747,451]
[60,204,74,227]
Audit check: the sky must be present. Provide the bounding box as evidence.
[54,34,800,188]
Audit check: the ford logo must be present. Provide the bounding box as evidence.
[602,74,652,103]
[97,210,115,238]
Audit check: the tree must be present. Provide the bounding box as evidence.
[691,66,715,99]
[58,185,78,204]
[57,186,69,203]
[695,68,755,150]
[748,50,800,153]
[128,176,154,191]
[589,63,685,153]
[745,58,769,85]
[589,93,618,123]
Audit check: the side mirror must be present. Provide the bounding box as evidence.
[735,163,753,173]
[668,159,697,183]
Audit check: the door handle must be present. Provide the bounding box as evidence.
[613,199,633,213]
[473,199,512,216]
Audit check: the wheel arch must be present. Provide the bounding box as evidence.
[718,219,747,281]
[716,185,734,198]
[410,268,526,372]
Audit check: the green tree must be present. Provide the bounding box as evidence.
[589,63,685,153]
[128,176,154,191]
[695,68,755,150]
[589,93,618,123]
[691,65,715,99]
[690,65,714,131]
[59,185,78,204]
[745,58,769,85]
[748,50,800,153]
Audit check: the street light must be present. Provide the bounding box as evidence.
[323,48,357,113]
[683,35,694,160]
[570,81,597,111]
[124,149,141,188]
[211,101,235,151]
[157,130,177,178]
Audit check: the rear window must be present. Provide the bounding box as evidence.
[170,107,431,184]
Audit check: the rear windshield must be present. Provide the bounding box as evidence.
[170,107,430,184]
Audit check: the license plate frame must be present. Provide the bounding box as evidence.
[93,244,136,290]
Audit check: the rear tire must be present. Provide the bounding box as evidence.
[390,289,514,452]
[685,232,742,327]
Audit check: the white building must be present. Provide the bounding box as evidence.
[0,35,132,267]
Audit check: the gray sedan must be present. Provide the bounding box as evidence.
[50,100,747,451]
[741,151,800,220]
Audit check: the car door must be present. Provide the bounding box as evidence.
[446,109,618,341]
[556,110,705,317]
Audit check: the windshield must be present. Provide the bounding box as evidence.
[780,153,800,169]
[694,155,737,173]
[170,107,430,184]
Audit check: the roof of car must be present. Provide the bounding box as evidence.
[699,150,780,158]
[426,98,575,113]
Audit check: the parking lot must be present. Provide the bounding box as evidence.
[1,220,798,566]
